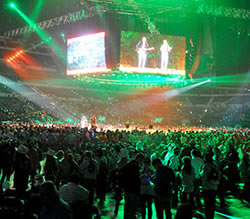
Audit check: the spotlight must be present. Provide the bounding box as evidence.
[10,3,15,8]
[7,60,10,63]
[61,33,65,43]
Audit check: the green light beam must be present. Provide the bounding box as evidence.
[24,0,44,40]
[31,0,44,22]
[61,33,66,43]
[12,5,64,59]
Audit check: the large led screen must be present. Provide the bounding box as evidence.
[67,32,107,75]
[120,31,186,75]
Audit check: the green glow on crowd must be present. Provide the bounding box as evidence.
[66,118,74,123]
[99,116,106,121]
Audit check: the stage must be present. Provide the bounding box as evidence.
[119,66,185,76]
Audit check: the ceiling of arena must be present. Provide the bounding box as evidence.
[1,0,249,35]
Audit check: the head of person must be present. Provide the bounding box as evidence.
[97,148,104,158]
[135,153,145,165]
[69,173,81,185]
[182,156,192,174]
[152,158,162,170]
[191,149,199,158]
[204,153,213,163]
[84,151,93,163]
[142,37,146,43]
[163,40,167,44]
[40,181,59,207]
[144,157,151,167]
[120,148,129,160]
[55,150,64,160]
[33,174,44,187]
[64,153,73,163]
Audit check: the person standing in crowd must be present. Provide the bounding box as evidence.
[59,173,89,205]
[96,148,108,206]
[201,153,219,219]
[213,147,226,208]
[13,144,31,198]
[140,158,155,219]
[111,147,129,217]
[27,143,41,182]
[119,153,144,219]
[191,149,203,209]
[0,141,15,189]
[59,153,79,185]
[239,153,250,202]
[180,156,195,212]
[43,148,60,185]
[152,158,175,219]
[79,150,99,205]
[40,181,72,219]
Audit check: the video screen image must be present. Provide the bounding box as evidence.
[67,32,107,75]
[120,31,186,75]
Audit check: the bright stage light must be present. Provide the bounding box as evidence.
[10,3,15,8]
[61,33,65,43]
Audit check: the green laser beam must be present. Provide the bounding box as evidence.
[12,5,64,60]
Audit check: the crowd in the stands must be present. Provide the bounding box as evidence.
[0,81,249,128]
[0,123,249,219]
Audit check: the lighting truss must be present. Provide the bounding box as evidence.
[4,1,249,38]
[3,8,93,38]
[197,3,250,20]
[0,37,52,56]
[83,0,250,20]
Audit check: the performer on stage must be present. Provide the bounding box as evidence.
[136,37,151,69]
[160,40,172,70]
[91,116,97,129]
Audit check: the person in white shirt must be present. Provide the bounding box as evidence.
[160,40,172,70]
[191,149,204,209]
[136,37,150,69]
[201,153,219,219]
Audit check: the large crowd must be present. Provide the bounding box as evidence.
[0,123,249,219]
[0,81,249,128]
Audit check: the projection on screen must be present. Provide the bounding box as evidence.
[67,32,107,75]
[120,31,186,75]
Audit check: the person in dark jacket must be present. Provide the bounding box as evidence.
[152,158,175,219]
[40,181,72,219]
[119,153,144,219]
[13,145,31,198]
